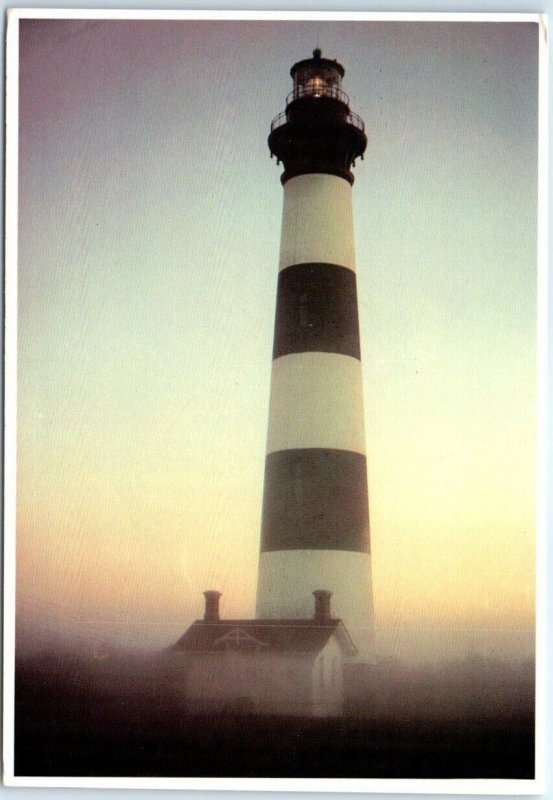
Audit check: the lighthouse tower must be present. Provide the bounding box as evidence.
[256,50,374,660]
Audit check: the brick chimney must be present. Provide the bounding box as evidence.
[313,590,332,622]
[203,590,222,622]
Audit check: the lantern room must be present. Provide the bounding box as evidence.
[290,48,348,104]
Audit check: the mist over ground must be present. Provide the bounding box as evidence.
[15,607,535,663]
[13,633,534,779]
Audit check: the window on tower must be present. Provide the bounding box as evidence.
[299,292,309,327]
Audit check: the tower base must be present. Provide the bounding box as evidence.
[256,549,374,661]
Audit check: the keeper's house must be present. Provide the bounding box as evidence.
[172,590,357,717]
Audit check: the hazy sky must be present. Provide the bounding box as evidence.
[17,17,538,660]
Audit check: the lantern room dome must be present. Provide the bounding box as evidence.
[290,48,345,80]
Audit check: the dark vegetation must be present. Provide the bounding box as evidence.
[14,645,534,778]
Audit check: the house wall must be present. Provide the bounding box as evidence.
[178,636,346,717]
[184,652,315,716]
[161,650,192,697]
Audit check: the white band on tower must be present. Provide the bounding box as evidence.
[279,174,356,272]
[266,352,366,455]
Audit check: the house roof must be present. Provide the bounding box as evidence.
[172,618,357,657]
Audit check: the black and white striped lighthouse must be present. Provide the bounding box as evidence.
[256,49,374,660]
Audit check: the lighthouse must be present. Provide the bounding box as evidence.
[256,49,375,660]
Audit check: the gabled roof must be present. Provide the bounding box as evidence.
[172,618,357,657]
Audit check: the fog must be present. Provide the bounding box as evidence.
[15,606,535,665]
[13,629,535,778]
[15,632,535,722]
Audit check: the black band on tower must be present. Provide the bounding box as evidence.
[260,448,370,553]
[272,263,361,360]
